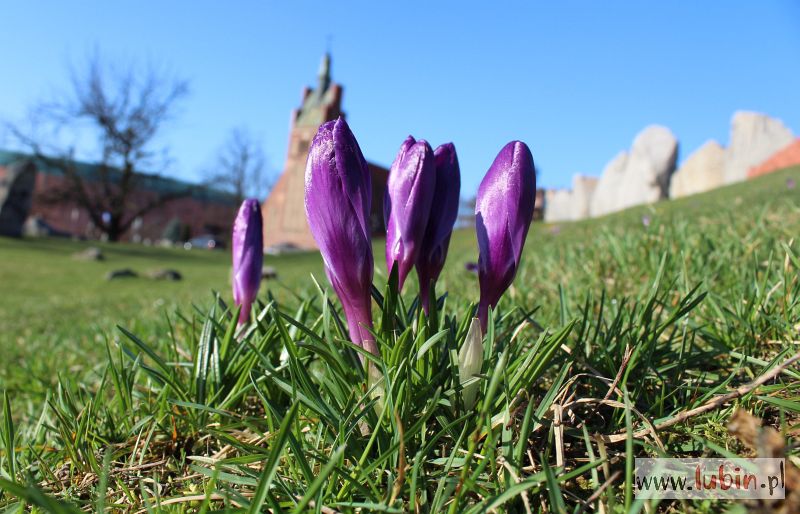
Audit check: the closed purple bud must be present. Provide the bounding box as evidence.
[305,117,377,355]
[232,199,264,325]
[416,142,461,313]
[384,136,436,290]
[475,141,536,332]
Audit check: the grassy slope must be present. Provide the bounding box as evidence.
[0,166,798,512]
[0,236,324,398]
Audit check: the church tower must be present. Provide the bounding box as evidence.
[262,55,387,252]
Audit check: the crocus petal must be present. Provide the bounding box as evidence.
[232,199,264,325]
[305,117,376,354]
[416,142,461,312]
[384,136,436,290]
[475,141,536,332]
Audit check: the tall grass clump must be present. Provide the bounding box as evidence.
[0,157,798,512]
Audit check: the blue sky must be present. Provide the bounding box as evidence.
[1,1,798,196]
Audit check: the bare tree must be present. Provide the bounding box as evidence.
[11,55,190,241]
[207,128,269,204]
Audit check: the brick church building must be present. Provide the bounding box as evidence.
[261,54,389,252]
[0,150,238,242]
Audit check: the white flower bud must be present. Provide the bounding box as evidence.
[458,317,484,410]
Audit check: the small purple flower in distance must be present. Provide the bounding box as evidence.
[787,178,796,190]
[305,117,378,355]
[464,262,479,274]
[232,199,264,325]
[641,215,651,227]
[416,142,461,313]
[475,141,536,332]
[384,136,436,290]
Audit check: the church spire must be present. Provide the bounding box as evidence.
[318,53,331,92]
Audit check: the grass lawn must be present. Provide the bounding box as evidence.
[0,236,324,400]
[1,166,799,512]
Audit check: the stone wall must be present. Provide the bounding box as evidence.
[669,140,725,198]
[571,175,598,220]
[543,189,572,222]
[542,112,796,223]
[748,139,800,179]
[590,125,678,217]
[543,175,597,222]
[724,111,794,184]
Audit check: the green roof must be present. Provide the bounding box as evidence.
[0,149,237,206]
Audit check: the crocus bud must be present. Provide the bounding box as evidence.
[458,318,484,410]
[232,199,264,325]
[475,141,536,332]
[416,142,461,313]
[384,136,436,290]
[305,117,378,355]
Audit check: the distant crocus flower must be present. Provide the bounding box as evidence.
[641,215,651,227]
[384,136,436,290]
[232,199,264,325]
[475,141,536,332]
[787,178,796,190]
[416,143,461,313]
[305,117,378,355]
[464,262,479,274]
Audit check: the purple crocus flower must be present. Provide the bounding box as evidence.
[384,136,436,290]
[475,141,536,332]
[232,199,264,325]
[416,142,461,312]
[305,117,378,355]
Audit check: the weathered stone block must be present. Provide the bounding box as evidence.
[669,140,725,198]
[724,111,794,184]
[590,125,677,217]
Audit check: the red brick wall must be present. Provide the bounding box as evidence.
[748,139,800,179]
[4,165,238,242]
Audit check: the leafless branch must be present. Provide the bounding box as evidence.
[8,54,190,241]
[205,127,270,204]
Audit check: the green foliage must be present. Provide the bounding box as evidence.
[0,166,798,512]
